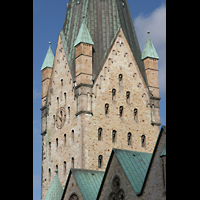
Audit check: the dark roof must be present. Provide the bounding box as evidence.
[60,0,148,87]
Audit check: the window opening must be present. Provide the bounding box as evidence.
[141,135,146,147]
[105,103,109,115]
[98,128,102,141]
[112,89,116,100]
[112,130,116,143]
[119,106,123,117]
[127,132,132,145]
[98,155,103,168]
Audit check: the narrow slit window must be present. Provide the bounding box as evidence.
[48,168,51,182]
[64,161,66,175]
[56,138,58,147]
[105,103,109,115]
[98,155,103,168]
[119,106,123,117]
[112,89,116,100]
[64,134,66,146]
[72,130,74,142]
[98,128,102,141]
[134,108,138,122]
[141,135,146,147]
[72,157,74,168]
[112,130,116,143]
[127,132,132,145]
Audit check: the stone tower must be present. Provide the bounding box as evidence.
[40,1,161,200]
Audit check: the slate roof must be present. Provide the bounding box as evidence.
[41,42,55,71]
[60,0,148,87]
[114,149,152,195]
[61,168,104,200]
[142,33,159,60]
[44,170,63,200]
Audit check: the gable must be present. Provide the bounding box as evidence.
[60,0,147,86]
[97,152,138,200]
[46,34,74,107]
[61,171,83,200]
[62,169,104,200]
[139,126,166,197]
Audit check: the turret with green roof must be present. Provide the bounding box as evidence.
[44,170,63,200]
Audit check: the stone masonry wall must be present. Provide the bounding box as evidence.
[41,28,160,200]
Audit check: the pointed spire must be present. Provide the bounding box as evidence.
[44,169,63,200]
[142,31,159,60]
[74,16,94,47]
[41,42,55,71]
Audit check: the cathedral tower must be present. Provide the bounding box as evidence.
[40,1,161,199]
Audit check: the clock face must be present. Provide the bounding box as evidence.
[56,107,66,129]
[69,194,79,200]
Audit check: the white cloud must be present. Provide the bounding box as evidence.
[134,4,166,95]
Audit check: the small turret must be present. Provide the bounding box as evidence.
[41,42,54,107]
[41,42,54,135]
[142,31,159,97]
[74,17,94,116]
[142,32,160,126]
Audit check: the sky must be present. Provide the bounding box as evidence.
[33,1,166,199]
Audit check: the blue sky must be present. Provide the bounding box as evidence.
[33,0,166,199]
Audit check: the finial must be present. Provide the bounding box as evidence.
[49,41,51,45]
[147,31,150,34]
[55,169,58,173]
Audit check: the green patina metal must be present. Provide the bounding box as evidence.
[41,42,54,71]
[60,0,148,87]
[142,32,159,60]
[113,148,152,195]
[74,17,94,47]
[44,170,63,200]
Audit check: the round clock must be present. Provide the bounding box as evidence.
[56,107,66,129]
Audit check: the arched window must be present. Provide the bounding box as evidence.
[141,135,146,147]
[98,128,102,141]
[126,91,130,103]
[69,194,79,200]
[105,103,109,115]
[98,155,103,168]
[71,157,74,168]
[117,189,125,200]
[112,88,116,100]
[134,108,138,122]
[112,130,117,143]
[119,74,123,82]
[127,132,132,145]
[119,106,123,117]
[48,168,51,182]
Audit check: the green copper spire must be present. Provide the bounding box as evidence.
[44,170,63,200]
[142,31,159,60]
[74,17,94,47]
[41,42,55,71]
